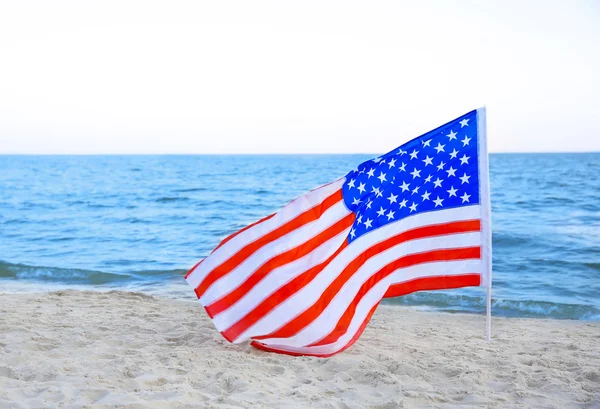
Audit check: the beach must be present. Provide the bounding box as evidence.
[1,290,598,409]
[2,0,600,406]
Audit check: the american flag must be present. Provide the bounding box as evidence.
[185,108,491,357]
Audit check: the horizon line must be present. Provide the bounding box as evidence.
[0,151,598,156]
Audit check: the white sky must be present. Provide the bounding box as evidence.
[0,0,599,154]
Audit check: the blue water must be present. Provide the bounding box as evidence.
[1,154,599,320]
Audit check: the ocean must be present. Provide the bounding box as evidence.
[1,154,599,321]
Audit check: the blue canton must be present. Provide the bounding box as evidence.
[342,110,480,242]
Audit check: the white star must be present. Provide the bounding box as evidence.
[373,157,382,163]
[410,168,421,179]
[386,210,395,221]
[422,139,431,147]
[409,202,418,212]
[371,186,380,196]
[424,174,432,183]
[461,192,471,203]
[380,159,386,165]
[399,162,407,172]
[434,142,445,153]
[437,161,446,171]
[409,149,419,160]
[376,206,386,217]
[461,136,471,146]
[350,228,356,238]
[366,168,375,178]
[366,199,373,209]
[459,173,471,184]
[412,185,420,195]
[357,182,366,194]
[347,178,355,189]
[447,130,457,140]
[421,190,431,201]
[387,193,398,204]
[459,154,470,165]
[387,158,396,168]
[399,199,408,208]
[459,118,470,128]
[398,148,406,156]
[378,172,387,183]
[446,166,457,177]
[351,197,361,206]
[360,169,365,173]
[433,177,443,188]
[449,149,459,159]
[399,181,410,192]
[433,196,444,207]
[364,218,373,229]
[357,214,363,224]
[447,186,458,197]
[422,156,433,166]
[376,189,383,198]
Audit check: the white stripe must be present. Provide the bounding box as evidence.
[233,206,481,342]
[258,263,481,356]
[211,228,350,331]
[200,200,350,306]
[186,178,345,289]
[251,235,481,347]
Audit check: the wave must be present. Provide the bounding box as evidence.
[1,218,29,225]
[3,260,596,321]
[117,217,151,224]
[492,232,532,247]
[383,292,600,321]
[155,197,190,203]
[583,262,600,271]
[0,261,186,286]
[173,187,207,193]
[87,203,113,209]
[2,259,598,321]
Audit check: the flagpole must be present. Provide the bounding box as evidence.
[486,271,492,343]
[477,106,492,343]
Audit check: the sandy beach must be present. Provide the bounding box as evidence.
[0,290,598,409]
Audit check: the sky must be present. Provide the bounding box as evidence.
[0,0,599,154]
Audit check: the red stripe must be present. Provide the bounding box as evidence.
[250,301,380,358]
[308,251,480,348]
[206,213,354,318]
[194,189,344,298]
[251,219,480,342]
[383,273,481,298]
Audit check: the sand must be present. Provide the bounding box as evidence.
[0,290,598,409]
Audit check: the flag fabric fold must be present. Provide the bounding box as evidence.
[185,108,491,357]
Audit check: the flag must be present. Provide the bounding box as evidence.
[185,108,491,357]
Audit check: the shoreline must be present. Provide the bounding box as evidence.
[1,290,599,408]
[2,280,598,323]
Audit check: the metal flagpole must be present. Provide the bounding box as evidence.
[486,269,492,342]
[477,106,492,343]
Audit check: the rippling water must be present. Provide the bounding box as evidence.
[1,154,599,320]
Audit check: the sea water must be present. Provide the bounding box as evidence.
[1,154,598,320]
